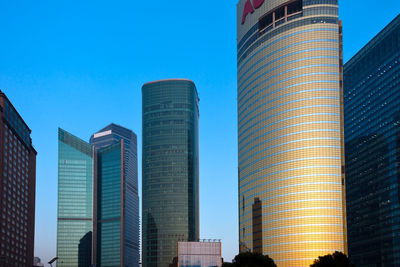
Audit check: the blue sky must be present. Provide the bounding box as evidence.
[0,0,399,265]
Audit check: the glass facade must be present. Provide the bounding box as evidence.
[344,15,400,267]
[58,124,139,267]
[237,0,346,266]
[57,128,94,267]
[91,123,140,267]
[97,143,122,267]
[142,79,200,267]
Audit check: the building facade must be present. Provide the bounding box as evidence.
[90,124,140,267]
[57,128,94,267]
[142,79,200,267]
[236,0,347,266]
[344,15,400,266]
[57,124,139,267]
[177,241,222,267]
[0,91,36,267]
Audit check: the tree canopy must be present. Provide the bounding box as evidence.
[222,252,276,267]
[310,251,356,267]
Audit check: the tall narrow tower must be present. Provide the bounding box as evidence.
[236,0,347,266]
[142,79,200,267]
[90,124,140,267]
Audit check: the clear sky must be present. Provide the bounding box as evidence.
[0,0,399,266]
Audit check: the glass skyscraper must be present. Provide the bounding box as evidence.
[344,15,400,266]
[57,128,94,267]
[57,124,139,267]
[236,0,347,266]
[90,124,140,267]
[142,79,200,267]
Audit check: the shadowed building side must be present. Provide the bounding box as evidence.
[344,14,400,266]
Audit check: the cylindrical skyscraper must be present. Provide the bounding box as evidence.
[236,0,346,266]
[142,79,200,267]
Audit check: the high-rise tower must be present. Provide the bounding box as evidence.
[90,124,140,267]
[236,0,347,266]
[344,15,400,266]
[57,128,94,267]
[57,124,139,267]
[0,91,37,267]
[142,79,200,267]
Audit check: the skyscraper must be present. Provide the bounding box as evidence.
[236,0,347,266]
[344,15,400,266]
[57,128,94,267]
[0,91,37,267]
[57,124,139,267]
[90,124,140,267]
[142,79,200,267]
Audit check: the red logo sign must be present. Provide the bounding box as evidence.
[241,0,265,24]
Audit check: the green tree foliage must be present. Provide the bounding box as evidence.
[310,251,356,267]
[222,252,276,267]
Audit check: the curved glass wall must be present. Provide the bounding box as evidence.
[142,79,200,267]
[236,0,346,266]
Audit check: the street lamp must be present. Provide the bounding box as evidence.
[48,257,58,267]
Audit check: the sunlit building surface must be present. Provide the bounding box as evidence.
[142,79,200,267]
[236,0,347,266]
[177,240,222,267]
[0,91,37,267]
[344,15,400,266]
[57,128,94,267]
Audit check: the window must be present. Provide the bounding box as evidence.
[287,0,302,15]
[275,6,285,20]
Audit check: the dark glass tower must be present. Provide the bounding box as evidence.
[90,124,139,267]
[142,79,200,267]
[0,91,37,267]
[344,15,400,266]
[57,129,94,267]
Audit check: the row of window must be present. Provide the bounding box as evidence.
[238,16,338,65]
[237,0,338,51]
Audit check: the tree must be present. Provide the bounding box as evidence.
[310,251,356,267]
[223,252,276,267]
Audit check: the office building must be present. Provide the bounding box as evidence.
[90,124,140,267]
[344,15,400,266]
[142,79,200,267]
[177,240,222,267]
[236,0,347,266]
[57,124,139,267]
[0,91,37,267]
[57,128,94,267]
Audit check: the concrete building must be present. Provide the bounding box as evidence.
[0,91,37,267]
[177,240,222,267]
